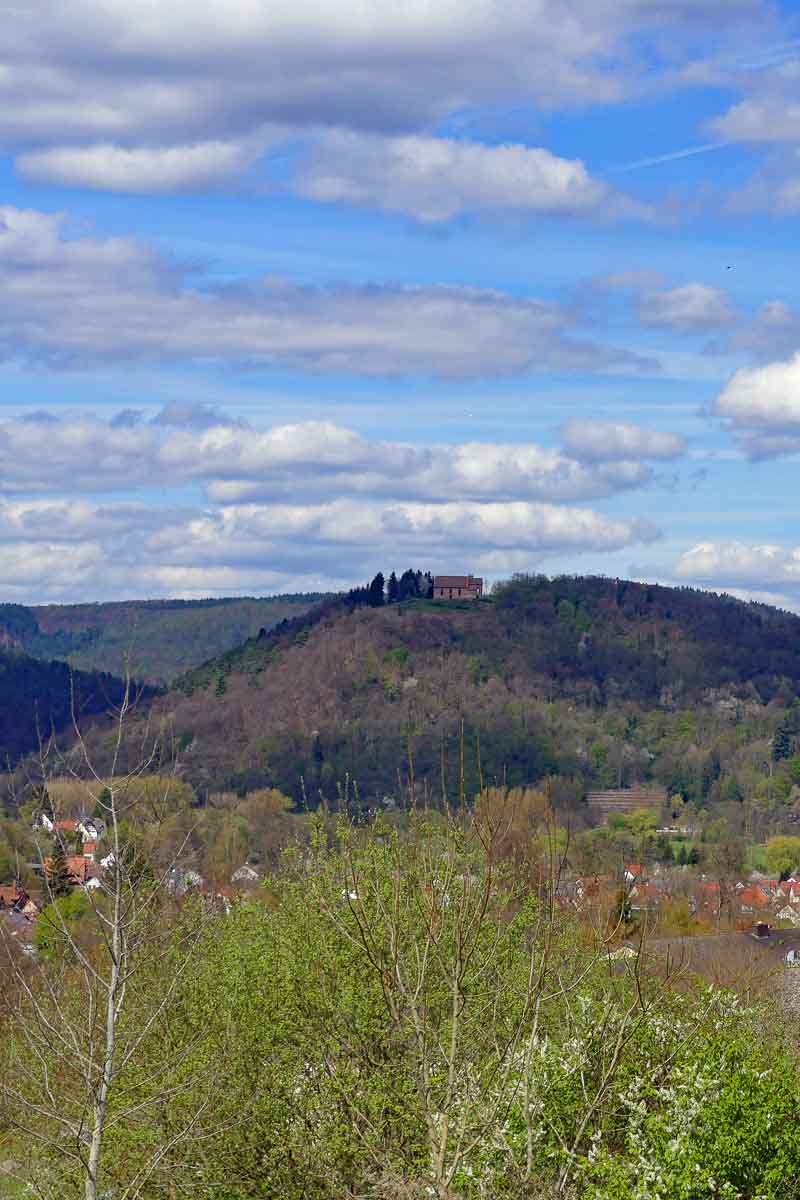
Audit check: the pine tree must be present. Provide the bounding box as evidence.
[398,569,417,601]
[773,723,792,762]
[368,572,385,607]
[387,571,399,603]
[47,841,73,898]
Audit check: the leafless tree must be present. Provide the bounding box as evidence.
[0,671,213,1200]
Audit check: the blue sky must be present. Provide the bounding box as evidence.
[2,0,800,606]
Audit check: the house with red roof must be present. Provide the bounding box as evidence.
[432,575,483,601]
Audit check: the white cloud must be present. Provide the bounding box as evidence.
[708,72,800,145]
[295,131,639,222]
[705,63,800,214]
[675,541,800,588]
[561,418,686,462]
[0,408,663,602]
[16,140,257,192]
[0,499,171,542]
[0,1,745,149]
[0,412,161,493]
[139,498,657,598]
[149,498,655,560]
[637,283,734,331]
[0,205,651,378]
[0,0,774,201]
[0,493,657,604]
[0,413,661,504]
[0,541,106,597]
[713,353,800,456]
[167,422,656,503]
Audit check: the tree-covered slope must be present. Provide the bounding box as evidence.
[158,575,800,817]
[0,594,323,685]
[0,646,132,765]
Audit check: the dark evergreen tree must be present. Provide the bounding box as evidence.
[398,569,418,601]
[368,573,385,608]
[47,842,73,898]
[773,723,792,762]
[387,572,399,603]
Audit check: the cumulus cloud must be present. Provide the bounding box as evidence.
[637,283,734,331]
[0,499,180,543]
[0,412,161,493]
[132,499,658,600]
[149,499,655,562]
[0,408,664,602]
[295,131,640,222]
[0,493,658,604]
[0,1,757,150]
[0,413,662,504]
[165,422,659,504]
[16,140,257,192]
[0,0,774,204]
[708,61,800,145]
[675,540,800,589]
[713,352,800,456]
[561,419,686,463]
[0,205,651,378]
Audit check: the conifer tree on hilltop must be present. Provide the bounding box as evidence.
[368,572,385,607]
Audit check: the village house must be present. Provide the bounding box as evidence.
[41,854,104,889]
[432,575,484,601]
[37,813,106,841]
[0,883,29,910]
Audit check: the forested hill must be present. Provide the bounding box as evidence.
[0,594,323,685]
[156,574,800,812]
[0,647,132,764]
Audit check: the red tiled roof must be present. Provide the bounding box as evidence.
[737,886,771,911]
[43,856,101,885]
[631,881,660,900]
[433,576,482,588]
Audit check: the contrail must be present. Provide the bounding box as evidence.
[610,141,730,173]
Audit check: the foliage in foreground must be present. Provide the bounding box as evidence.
[3,815,800,1199]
